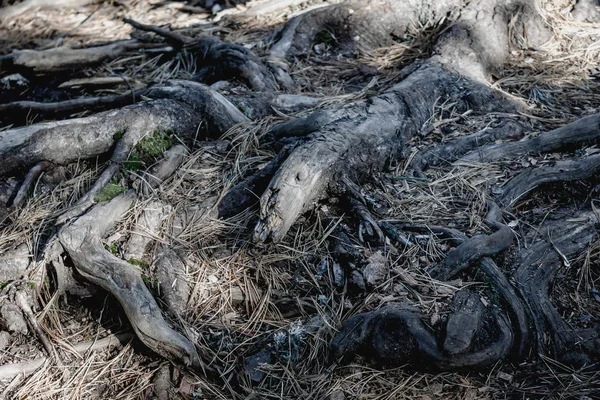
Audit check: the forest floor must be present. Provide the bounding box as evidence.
[0,0,600,399]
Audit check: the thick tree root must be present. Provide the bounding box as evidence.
[5,41,155,72]
[498,154,600,207]
[411,119,525,177]
[58,192,202,368]
[0,90,148,123]
[515,213,600,367]
[460,114,600,163]
[0,0,98,22]
[426,224,514,281]
[2,81,247,221]
[191,36,278,92]
[0,98,200,176]
[330,294,513,369]
[254,61,512,242]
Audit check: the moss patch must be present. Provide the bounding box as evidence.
[94,183,126,202]
[128,258,150,269]
[125,130,173,171]
[105,243,119,255]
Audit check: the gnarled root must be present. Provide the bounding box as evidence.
[58,191,202,368]
[331,292,513,369]
[515,213,600,367]
[254,62,512,242]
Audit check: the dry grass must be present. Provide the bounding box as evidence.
[1,0,600,399]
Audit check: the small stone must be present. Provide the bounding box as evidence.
[497,371,513,383]
[349,270,366,292]
[327,390,345,400]
[1,73,29,89]
[332,262,345,287]
[0,244,31,282]
[0,303,28,335]
[245,348,271,382]
[0,331,11,351]
[230,286,245,305]
[362,251,388,287]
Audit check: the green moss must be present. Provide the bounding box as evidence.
[113,130,125,141]
[128,258,150,269]
[94,183,126,202]
[142,274,160,292]
[0,281,8,290]
[237,103,252,118]
[27,281,36,289]
[125,130,173,171]
[314,29,336,46]
[105,243,119,255]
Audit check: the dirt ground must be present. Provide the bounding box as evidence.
[0,0,599,399]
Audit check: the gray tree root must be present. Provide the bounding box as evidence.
[255,0,550,242]
[58,192,202,368]
[0,0,98,22]
[254,60,513,242]
[351,202,528,365]
[426,224,514,281]
[498,153,600,207]
[191,36,278,92]
[411,119,525,177]
[515,213,600,366]
[330,295,513,369]
[0,333,132,382]
[2,81,246,221]
[6,41,155,72]
[0,89,149,122]
[460,113,600,163]
[0,98,199,176]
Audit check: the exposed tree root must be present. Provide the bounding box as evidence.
[1,0,599,385]
[10,161,50,208]
[254,61,513,242]
[331,295,513,369]
[125,17,277,91]
[515,213,600,367]
[0,333,132,382]
[411,119,525,177]
[0,98,199,176]
[58,192,202,368]
[5,40,155,72]
[0,90,148,122]
[460,113,600,163]
[426,224,514,281]
[498,154,600,207]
